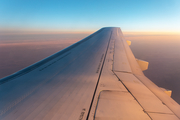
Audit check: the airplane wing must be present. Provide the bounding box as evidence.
[0,27,180,120]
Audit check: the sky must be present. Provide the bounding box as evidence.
[0,0,180,32]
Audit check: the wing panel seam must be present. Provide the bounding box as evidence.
[86,31,112,120]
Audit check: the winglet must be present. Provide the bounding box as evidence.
[126,40,131,46]
[160,88,172,97]
[136,59,149,71]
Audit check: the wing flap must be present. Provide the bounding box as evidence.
[114,72,174,114]
[112,30,132,73]
[149,113,179,120]
[136,75,180,118]
[94,90,150,120]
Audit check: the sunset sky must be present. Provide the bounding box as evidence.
[0,0,180,32]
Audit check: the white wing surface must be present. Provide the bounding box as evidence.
[0,27,180,120]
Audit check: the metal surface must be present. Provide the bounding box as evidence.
[94,90,150,120]
[115,72,175,114]
[0,27,180,120]
[113,31,132,73]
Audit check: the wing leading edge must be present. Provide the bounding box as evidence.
[0,27,180,120]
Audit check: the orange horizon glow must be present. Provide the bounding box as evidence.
[123,31,180,36]
[1,28,180,36]
[0,29,94,35]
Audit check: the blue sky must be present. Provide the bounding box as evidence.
[0,0,180,32]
